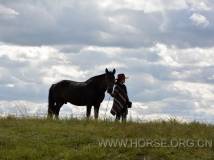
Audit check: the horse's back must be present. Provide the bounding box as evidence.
[52,80,92,105]
[57,80,87,88]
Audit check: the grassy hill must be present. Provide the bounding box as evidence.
[0,117,214,160]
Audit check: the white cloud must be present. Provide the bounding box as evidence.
[41,65,88,85]
[98,0,212,12]
[0,4,19,18]
[0,0,213,47]
[187,0,211,11]
[151,43,214,67]
[0,43,90,101]
[97,0,188,12]
[0,42,214,122]
[190,13,209,27]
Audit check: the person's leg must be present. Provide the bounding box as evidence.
[122,113,127,122]
[122,109,128,122]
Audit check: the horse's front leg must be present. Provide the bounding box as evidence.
[94,104,100,119]
[86,105,92,118]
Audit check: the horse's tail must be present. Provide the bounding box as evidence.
[48,84,55,118]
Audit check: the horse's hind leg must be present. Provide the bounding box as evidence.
[48,107,54,119]
[47,103,55,119]
[94,104,100,119]
[86,105,92,118]
[54,102,63,119]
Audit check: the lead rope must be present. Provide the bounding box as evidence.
[104,95,111,120]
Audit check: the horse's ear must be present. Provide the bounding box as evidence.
[105,68,109,73]
[113,68,116,74]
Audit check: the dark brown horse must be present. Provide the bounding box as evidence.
[48,68,116,119]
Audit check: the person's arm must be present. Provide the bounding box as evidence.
[123,85,129,102]
[124,85,132,108]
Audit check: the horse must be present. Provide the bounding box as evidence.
[47,68,116,119]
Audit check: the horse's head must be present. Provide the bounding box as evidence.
[105,68,116,94]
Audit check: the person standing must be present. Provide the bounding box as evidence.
[110,73,132,122]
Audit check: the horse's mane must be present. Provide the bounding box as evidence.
[85,74,105,84]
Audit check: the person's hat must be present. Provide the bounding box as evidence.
[116,73,128,81]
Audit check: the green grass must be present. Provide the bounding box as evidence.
[0,117,214,160]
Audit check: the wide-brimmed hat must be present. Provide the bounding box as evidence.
[116,73,128,81]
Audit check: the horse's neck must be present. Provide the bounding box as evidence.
[87,74,107,91]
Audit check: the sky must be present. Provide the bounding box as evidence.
[0,0,214,122]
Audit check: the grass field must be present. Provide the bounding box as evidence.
[0,117,214,160]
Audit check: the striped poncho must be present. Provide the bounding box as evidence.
[110,83,129,116]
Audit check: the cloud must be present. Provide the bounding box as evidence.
[187,0,211,11]
[0,0,213,48]
[190,13,209,27]
[97,0,188,12]
[0,43,89,101]
[0,4,19,17]
[0,42,214,122]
